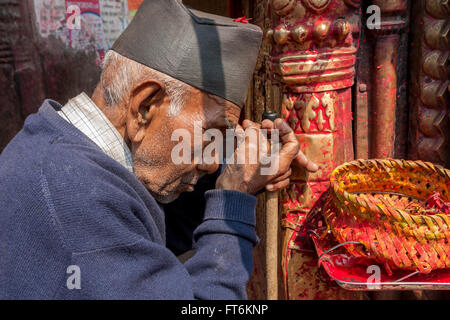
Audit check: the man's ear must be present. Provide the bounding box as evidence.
[126,80,164,144]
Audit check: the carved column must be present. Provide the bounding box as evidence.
[246,0,366,299]
[409,0,449,168]
[404,0,449,299]
[354,0,411,160]
[368,0,409,158]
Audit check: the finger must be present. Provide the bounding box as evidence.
[234,124,245,147]
[242,120,270,154]
[261,119,274,130]
[293,150,319,172]
[272,121,318,172]
[269,168,292,184]
[266,178,290,192]
[242,119,261,130]
[261,119,275,137]
[274,118,298,144]
[272,119,300,172]
[272,119,319,173]
[234,124,245,134]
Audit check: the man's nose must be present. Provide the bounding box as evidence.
[196,162,220,175]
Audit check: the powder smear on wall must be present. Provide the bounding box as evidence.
[34,0,138,65]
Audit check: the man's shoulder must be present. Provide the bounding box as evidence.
[41,139,163,251]
[43,135,147,204]
[1,99,165,252]
[1,99,96,170]
[45,132,124,175]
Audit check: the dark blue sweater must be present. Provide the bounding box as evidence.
[0,100,258,300]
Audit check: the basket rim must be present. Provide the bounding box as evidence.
[329,159,450,220]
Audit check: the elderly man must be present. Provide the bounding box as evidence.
[0,0,317,299]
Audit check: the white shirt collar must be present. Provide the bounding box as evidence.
[57,92,134,173]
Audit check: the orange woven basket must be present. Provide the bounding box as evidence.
[323,159,450,275]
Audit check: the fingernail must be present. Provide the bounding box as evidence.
[280,120,290,130]
[235,127,244,134]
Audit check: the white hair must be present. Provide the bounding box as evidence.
[101,50,189,116]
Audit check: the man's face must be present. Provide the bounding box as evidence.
[131,86,241,203]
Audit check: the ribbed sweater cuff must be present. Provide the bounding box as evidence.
[203,190,257,226]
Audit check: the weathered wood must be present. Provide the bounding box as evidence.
[265,190,279,300]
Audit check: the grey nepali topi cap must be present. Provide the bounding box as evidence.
[112,0,263,108]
